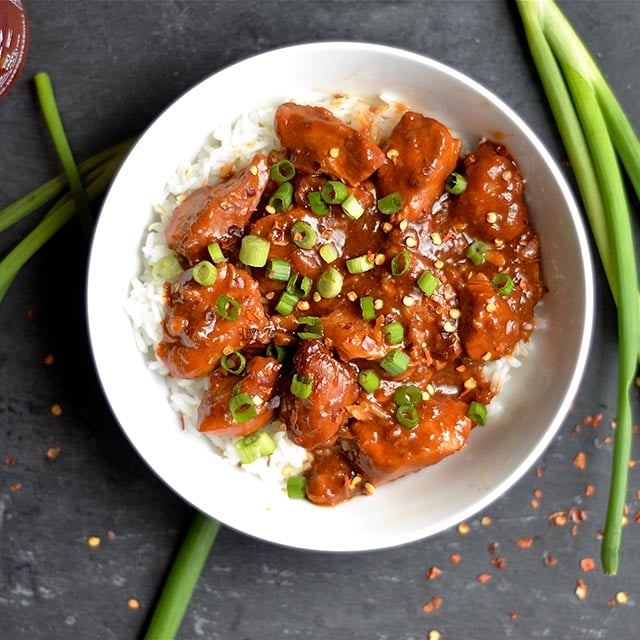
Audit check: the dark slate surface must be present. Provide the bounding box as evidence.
[1,1,639,638]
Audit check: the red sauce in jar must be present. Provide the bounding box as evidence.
[0,0,29,100]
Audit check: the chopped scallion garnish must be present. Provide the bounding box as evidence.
[291,373,313,399]
[491,273,515,296]
[377,192,403,215]
[467,401,487,426]
[286,475,308,499]
[308,191,330,216]
[342,193,365,220]
[445,172,467,195]
[297,316,323,340]
[396,404,419,429]
[417,270,439,296]
[216,294,241,321]
[358,369,380,393]
[465,240,488,266]
[192,260,218,287]
[207,241,226,264]
[234,431,276,463]
[393,384,421,407]
[268,181,294,212]
[319,242,339,264]
[265,343,289,362]
[286,272,312,298]
[390,250,411,276]
[265,257,291,281]
[291,221,317,249]
[229,393,258,425]
[239,234,270,267]
[270,159,295,183]
[360,296,376,321]
[321,180,348,204]
[316,267,343,299]
[383,320,404,345]
[346,254,375,274]
[152,255,182,281]
[275,290,299,316]
[220,351,246,375]
[379,349,410,376]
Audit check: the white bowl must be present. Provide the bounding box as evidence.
[87,42,594,552]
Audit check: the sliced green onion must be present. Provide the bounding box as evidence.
[467,401,487,426]
[316,267,343,299]
[380,349,410,376]
[286,273,312,298]
[417,270,439,296]
[229,393,258,425]
[321,180,348,204]
[291,374,313,399]
[270,159,295,183]
[445,172,467,195]
[358,369,380,393]
[319,242,339,264]
[216,294,241,321]
[308,191,331,216]
[291,221,317,249]
[341,193,365,220]
[266,343,289,362]
[152,255,182,281]
[396,404,419,429]
[286,475,308,499]
[465,240,488,266]
[393,384,421,407]
[234,431,276,463]
[360,296,376,321]
[265,257,291,281]
[297,316,323,340]
[383,320,404,345]
[192,260,218,286]
[377,192,403,215]
[220,351,247,375]
[275,290,299,315]
[239,234,270,267]
[346,254,375,274]
[207,241,226,264]
[268,181,294,212]
[390,250,411,276]
[491,273,515,296]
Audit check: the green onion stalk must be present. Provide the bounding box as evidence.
[517,0,639,575]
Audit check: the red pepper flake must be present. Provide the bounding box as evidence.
[457,522,470,535]
[423,596,443,613]
[127,598,140,610]
[10,482,22,491]
[491,556,507,570]
[533,489,543,499]
[45,447,61,461]
[575,579,588,600]
[580,557,596,572]
[636,489,640,501]
[26,307,34,320]
[543,552,558,566]
[51,404,63,417]
[43,354,55,365]
[629,460,636,469]
[603,436,613,445]
[608,600,617,608]
[477,573,492,583]
[509,612,518,620]
[488,541,500,555]
[582,415,591,425]
[516,537,534,549]
[530,499,540,509]
[634,510,640,524]
[571,424,581,436]
[426,566,442,580]
[107,530,116,540]
[568,507,587,523]
[595,529,604,540]
[548,511,568,526]
[449,553,462,564]
[585,484,595,497]
[535,466,543,479]
[591,413,603,428]
[5,457,16,467]
[570,524,579,537]
[573,451,587,470]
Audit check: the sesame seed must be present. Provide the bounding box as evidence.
[297,300,310,311]
[443,321,456,333]
[374,298,384,310]
[382,222,393,233]
[434,259,444,269]
[386,148,399,160]
[364,482,376,495]
[399,220,408,231]
[252,395,263,406]
[575,579,588,600]
[428,631,442,640]
[458,522,470,535]
[329,147,340,158]
[349,475,363,489]
[486,212,498,224]
[282,465,294,478]
[249,165,258,175]
[87,536,101,548]
[502,170,512,181]
[265,205,276,215]
[405,236,418,248]
[222,345,234,355]
[346,291,358,302]
[402,295,416,307]
[312,292,321,302]
[265,291,275,300]
[485,302,497,313]
[430,232,442,245]
[449,308,461,319]
[422,390,431,401]
[374,253,386,266]
[482,352,492,361]
[495,239,504,247]
[463,377,477,389]
[481,516,492,526]
[127,598,140,610]
[615,591,628,604]
[426,383,436,395]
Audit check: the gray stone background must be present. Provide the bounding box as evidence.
[1,1,639,638]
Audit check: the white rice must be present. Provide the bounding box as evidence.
[124,93,539,488]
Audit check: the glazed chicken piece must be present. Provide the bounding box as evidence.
[165,153,270,264]
[279,340,359,449]
[157,263,268,379]
[452,141,528,243]
[305,447,361,506]
[197,356,282,437]
[348,394,472,485]
[458,272,523,361]
[322,307,388,362]
[275,103,386,186]
[376,112,461,222]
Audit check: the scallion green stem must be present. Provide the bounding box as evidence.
[0,138,133,233]
[34,72,93,237]
[144,513,220,640]
[517,0,640,575]
[0,153,125,303]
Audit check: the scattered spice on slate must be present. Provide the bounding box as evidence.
[449,553,462,564]
[615,591,628,604]
[427,631,441,640]
[87,536,101,548]
[585,484,595,497]
[481,516,492,526]
[45,447,60,460]
[423,596,443,613]
[10,482,22,491]
[543,552,558,567]
[573,451,586,470]
[457,522,470,535]
[516,537,534,549]
[5,457,16,466]
[580,558,596,572]
[50,404,62,416]
[44,354,55,365]
[477,573,492,583]
[575,579,588,600]
[127,598,140,610]
[491,557,507,570]
[426,566,442,580]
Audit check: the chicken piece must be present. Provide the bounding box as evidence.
[157,263,268,379]
[458,272,522,361]
[197,356,282,437]
[348,394,472,485]
[376,112,461,222]
[279,340,359,449]
[322,307,388,362]
[165,153,269,264]
[452,141,528,242]
[305,447,361,507]
[275,103,386,186]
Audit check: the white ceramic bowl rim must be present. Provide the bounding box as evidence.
[87,42,594,552]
